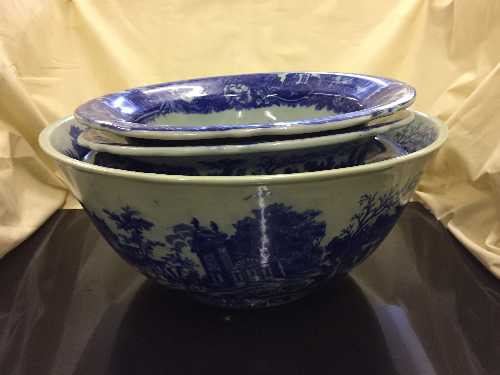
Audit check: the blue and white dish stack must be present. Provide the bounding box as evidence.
[39,72,447,309]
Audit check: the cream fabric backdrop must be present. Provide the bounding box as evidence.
[1,0,499,276]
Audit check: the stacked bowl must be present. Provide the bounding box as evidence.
[39,72,447,308]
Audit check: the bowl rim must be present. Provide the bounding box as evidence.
[76,110,415,157]
[73,71,416,140]
[39,111,447,186]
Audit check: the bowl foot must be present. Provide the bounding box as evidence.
[177,273,351,309]
[189,290,313,310]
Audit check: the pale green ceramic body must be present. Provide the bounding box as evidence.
[39,112,447,308]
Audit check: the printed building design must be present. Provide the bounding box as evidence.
[86,184,413,303]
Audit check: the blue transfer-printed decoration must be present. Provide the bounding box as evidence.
[384,119,438,153]
[75,72,415,134]
[92,153,202,176]
[66,117,437,178]
[85,177,418,308]
[64,125,89,160]
[89,138,395,176]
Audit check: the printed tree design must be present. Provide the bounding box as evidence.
[254,155,303,175]
[93,152,200,175]
[160,220,204,285]
[88,179,415,295]
[252,142,369,176]
[65,125,89,160]
[86,209,119,247]
[345,191,400,237]
[385,120,436,153]
[162,218,234,286]
[104,206,164,260]
[230,203,326,275]
[324,190,403,273]
[198,159,248,176]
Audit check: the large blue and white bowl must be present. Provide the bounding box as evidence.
[39,112,446,309]
[74,72,416,140]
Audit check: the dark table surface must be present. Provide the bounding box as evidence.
[1,203,499,375]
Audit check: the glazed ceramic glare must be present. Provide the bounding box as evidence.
[74,72,416,140]
[39,112,446,308]
[77,110,414,157]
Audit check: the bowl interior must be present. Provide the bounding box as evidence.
[83,136,407,176]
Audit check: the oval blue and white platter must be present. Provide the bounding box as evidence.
[74,72,416,140]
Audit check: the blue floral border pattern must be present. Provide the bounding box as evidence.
[135,75,364,125]
[67,124,406,177]
[85,176,419,308]
[66,113,435,178]
[75,72,415,133]
[90,139,382,176]
[385,119,437,153]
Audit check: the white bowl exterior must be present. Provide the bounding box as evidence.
[57,155,427,281]
[41,111,446,307]
[63,159,425,235]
